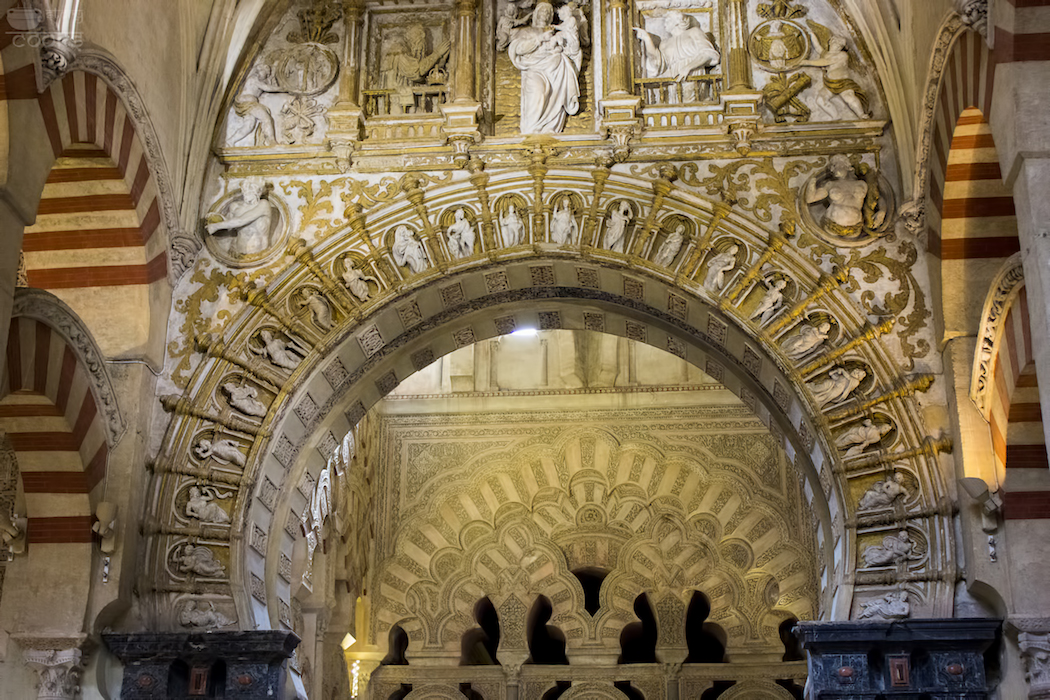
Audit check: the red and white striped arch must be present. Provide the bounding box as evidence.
[1,289,124,545]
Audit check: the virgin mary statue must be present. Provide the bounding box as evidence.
[507,2,583,134]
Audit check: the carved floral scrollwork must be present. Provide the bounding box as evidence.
[970,253,1025,419]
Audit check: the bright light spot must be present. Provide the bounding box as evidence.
[511,328,538,337]
[341,632,357,650]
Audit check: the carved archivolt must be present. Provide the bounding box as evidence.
[719,680,799,699]
[970,253,1025,419]
[402,685,469,700]
[559,684,630,700]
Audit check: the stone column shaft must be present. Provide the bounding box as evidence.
[725,0,753,91]
[607,0,632,95]
[452,0,477,103]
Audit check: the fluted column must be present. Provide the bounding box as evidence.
[725,0,752,92]
[600,0,642,160]
[442,0,482,166]
[607,0,632,96]
[327,0,365,170]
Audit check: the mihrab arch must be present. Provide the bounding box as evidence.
[147,167,955,644]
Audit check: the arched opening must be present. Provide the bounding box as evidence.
[527,596,568,666]
[572,567,607,617]
[778,618,804,662]
[460,597,500,666]
[619,594,658,664]
[685,592,726,664]
[381,625,409,666]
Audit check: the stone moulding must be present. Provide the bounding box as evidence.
[970,252,1025,420]
[11,288,127,447]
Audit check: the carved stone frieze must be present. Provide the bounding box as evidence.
[970,253,1025,419]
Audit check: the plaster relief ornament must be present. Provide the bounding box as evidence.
[781,321,831,360]
[227,65,282,147]
[551,196,579,245]
[800,22,870,120]
[342,265,377,302]
[704,245,739,291]
[654,223,686,267]
[751,278,788,325]
[204,178,277,261]
[500,205,526,247]
[862,530,917,567]
[23,648,82,700]
[257,329,302,371]
[604,202,634,253]
[836,419,893,458]
[635,11,720,101]
[858,590,910,620]
[185,486,232,524]
[382,24,450,115]
[749,19,809,72]
[807,366,866,408]
[193,438,247,467]
[506,2,583,134]
[858,472,910,510]
[446,209,476,259]
[179,600,234,629]
[0,507,26,554]
[392,226,428,274]
[222,382,267,418]
[803,155,892,246]
[176,544,226,577]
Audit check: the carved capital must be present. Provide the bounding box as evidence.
[23,648,82,700]
[1020,632,1050,699]
[954,0,989,38]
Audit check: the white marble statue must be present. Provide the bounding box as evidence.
[258,329,301,371]
[180,601,234,629]
[193,438,247,467]
[177,544,226,577]
[798,33,869,119]
[500,205,526,247]
[836,419,893,458]
[497,1,526,52]
[858,590,910,620]
[781,321,832,360]
[550,196,579,245]
[858,472,910,510]
[751,278,788,325]
[654,224,685,267]
[228,64,280,147]
[507,2,582,134]
[185,486,232,524]
[446,208,476,259]
[634,11,720,100]
[604,201,633,253]
[205,178,275,258]
[300,289,333,330]
[704,245,738,291]
[393,226,428,274]
[807,366,866,407]
[222,382,267,417]
[862,530,916,567]
[805,154,884,237]
[382,24,450,115]
[342,265,376,302]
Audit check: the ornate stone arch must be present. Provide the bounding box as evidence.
[402,685,470,700]
[147,167,954,636]
[558,683,630,699]
[718,680,797,699]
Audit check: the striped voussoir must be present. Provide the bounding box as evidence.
[1,316,107,543]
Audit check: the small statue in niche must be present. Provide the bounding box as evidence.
[342,265,377,302]
[506,2,583,134]
[392,226,428,274]
[750,278,788,325]
[836,419,893,458]
[862,530,917,567]
[807,366,866,408]
[550,195,579,245]
[703,245,739,291]
[185,486,232,524]
[654,223,686,267]
[179,601,234,629]
[446,209,476,259]
[500,205,526,247]
[382,24,450,115]
[805,155,886,239]
[193,438,247,467]
[858,472,910,510]
[176,544,226,577]
[799,23,869,120]
[227,64,281,147]
[603,202,633,253]
[634,11,720,101]
[204,178,275,258]
[858,590,910,620]
[255,329,301,371]
[300,288,333,330]
[781,321,831,360]
[221,382,267,418]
